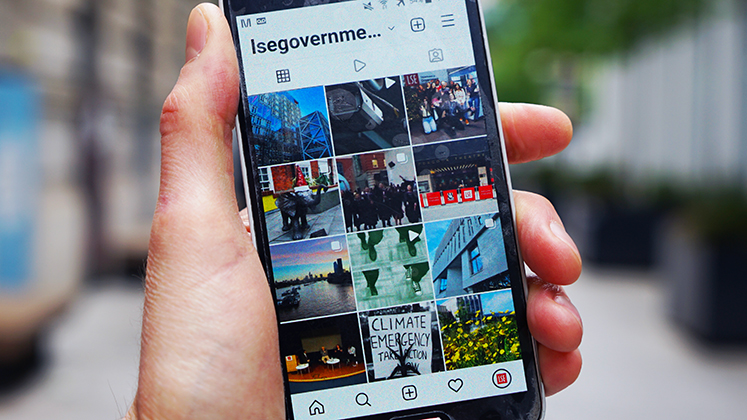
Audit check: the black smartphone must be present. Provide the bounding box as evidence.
[219,0,543,419]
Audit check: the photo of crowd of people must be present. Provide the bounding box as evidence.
[326,76,410,156]
[403,66,486,144]
[337,148,422,232]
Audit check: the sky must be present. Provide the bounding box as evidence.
[480,289,515,314]
[284,86,329,119]
[270,235,349,281]
[424,219,451,260]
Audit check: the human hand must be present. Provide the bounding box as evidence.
[499,103,583,396]
[125,3,581,419]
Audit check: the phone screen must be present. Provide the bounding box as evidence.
[222,0,542,419]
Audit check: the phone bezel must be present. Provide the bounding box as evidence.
[219,0,545,418]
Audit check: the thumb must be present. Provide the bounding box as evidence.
[134,4,285,418]
[158,3,240,228]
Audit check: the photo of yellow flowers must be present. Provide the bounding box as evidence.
[437,290,521,370]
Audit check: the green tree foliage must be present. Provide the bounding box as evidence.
[488,0,708,104]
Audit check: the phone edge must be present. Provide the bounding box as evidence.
[220,0,546,417]
[474,0,546,418]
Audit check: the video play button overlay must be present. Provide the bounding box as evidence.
[408,230,420,241]
[354,59,366,72]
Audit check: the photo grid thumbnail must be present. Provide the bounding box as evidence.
[279,313,367,394]
[413,137,500,222]
[348,225,433,311]
[424,213,510,299]
[270,235,355,323]
[337,147,422,232]
[241,67,523,396]
[327,76,410,156]
[437,290,521,371]
[403,65,485,145]
[359,301,445,382]
[246,86,332,167]
[259,158,344,244]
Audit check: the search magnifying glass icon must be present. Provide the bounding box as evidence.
[355,392,371,407]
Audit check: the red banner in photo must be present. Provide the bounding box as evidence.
[403,73,420,87]
[443,189,459,204]
[461,188,476,202]
[426,192,443,207]
[478,185,494,200]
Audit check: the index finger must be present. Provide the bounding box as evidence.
[499,103,573,164]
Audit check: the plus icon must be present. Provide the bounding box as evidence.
[402,385,418,401]
[410,17,425,32]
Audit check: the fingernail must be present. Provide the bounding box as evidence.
[186,6,208,63]
[550,220,581,260]
[554,292,582,327]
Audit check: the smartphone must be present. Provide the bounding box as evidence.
[219,0,543,418]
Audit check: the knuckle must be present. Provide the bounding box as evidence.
[160,84,191,139]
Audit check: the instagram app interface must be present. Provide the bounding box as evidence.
[236,1,526,418]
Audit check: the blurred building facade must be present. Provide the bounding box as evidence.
[563,0,747,189]
[0,0,201,275]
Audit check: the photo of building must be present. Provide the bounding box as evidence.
[425,213,510,299]
[247,86,332,166]
[413,137,499,222]
[300,110,333,160]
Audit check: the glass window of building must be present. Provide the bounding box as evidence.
[259,167,270,191]
[469,244,483,275]
[439,277,448,292]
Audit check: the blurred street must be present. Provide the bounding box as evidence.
[549,268,747,419]
[2,0,747,418]
[1,267,747,419]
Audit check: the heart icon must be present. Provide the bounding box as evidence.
[448,378,463,393]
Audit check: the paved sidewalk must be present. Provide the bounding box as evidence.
[0,282,143,420]
[421,199,498,223]
[548,268,747,419]
[266,205,346,244]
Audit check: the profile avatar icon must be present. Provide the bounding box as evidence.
[428,48,444,63]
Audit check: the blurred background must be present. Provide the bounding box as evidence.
[1,0,747,418]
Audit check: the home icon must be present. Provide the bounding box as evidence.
[309,400,325,416]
